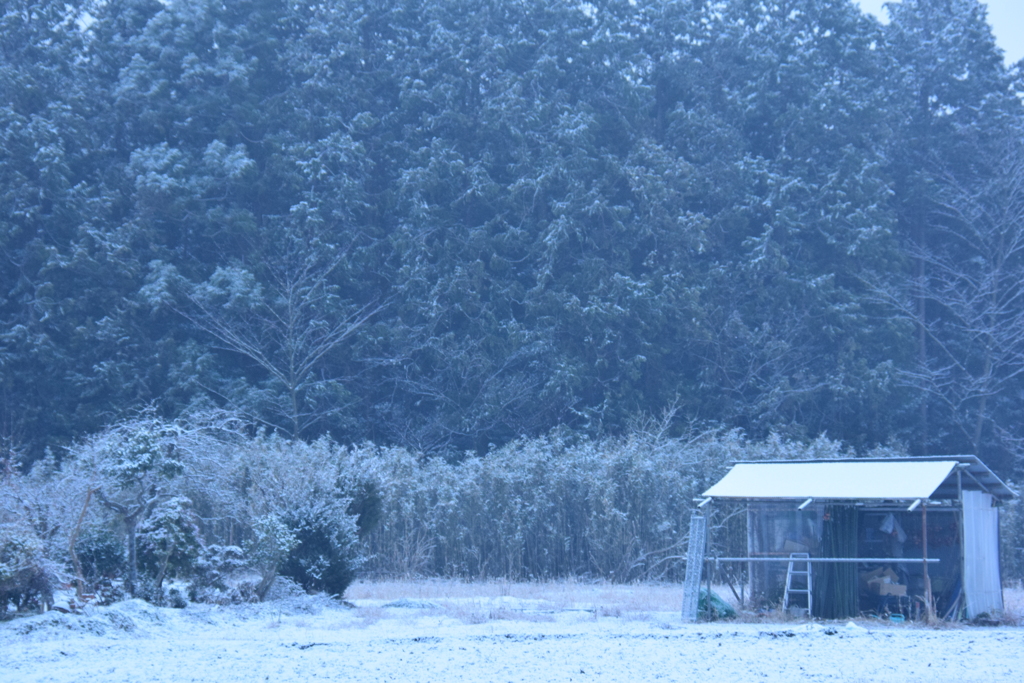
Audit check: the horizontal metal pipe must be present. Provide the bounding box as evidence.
[707,557,939,563]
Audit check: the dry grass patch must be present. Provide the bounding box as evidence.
[347,578,701,619]
[1003,583,1023,624]
[354,606,385,628]
[485,607,556,623]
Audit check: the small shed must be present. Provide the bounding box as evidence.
[698,456,1014,620]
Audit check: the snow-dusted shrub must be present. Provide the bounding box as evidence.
[227,436,363,599]
[0,523,56,618]
[1,457,67,617]
[242,514,298,600]
[0,414,247,605]
[73,524,128,603]
[137,496,204,596]
[74,528,125,581]
[86,422,190,595]
[57,414,243,597]
[187,545,254,604]
[279,511,359,597]
[74,526,126,581]
[4,417,374,606]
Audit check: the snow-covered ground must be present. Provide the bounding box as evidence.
[3,581,1022,683]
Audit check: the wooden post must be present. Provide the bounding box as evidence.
[922,503,935,622]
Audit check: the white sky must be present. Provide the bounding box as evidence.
[857,0,1024,65]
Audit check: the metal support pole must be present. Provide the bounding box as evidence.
[745,501,753,610]
[707,557,939,563]
[957,469,965,620]
[745,504,752,609]
[705,502,713,612]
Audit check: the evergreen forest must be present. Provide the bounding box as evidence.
[3,0,1024,482]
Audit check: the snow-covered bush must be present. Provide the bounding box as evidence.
[1,458,65,617]
[188,544,253,604]
[74,526,127,583]
[243,515,298,600]
[230,436,363,598]
[137,496,205,599]
[68,421,367,603]
[53,415,239,598]
[278,510,359,597]
[72,525,128,604]
[0,414,247,607]
[0,523,57,619]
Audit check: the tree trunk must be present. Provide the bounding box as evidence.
[916,251,929,455]
[68,488,95,600]
[155,550,173,596]
[126,518,139,597]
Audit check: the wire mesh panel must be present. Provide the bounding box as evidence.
[681,513,706,622]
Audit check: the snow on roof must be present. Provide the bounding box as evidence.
[702,460,960,501]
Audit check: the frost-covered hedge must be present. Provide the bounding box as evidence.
[352,434,1024,584]
[352,431,857,581]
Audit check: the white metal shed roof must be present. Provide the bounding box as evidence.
[702,460,960,501]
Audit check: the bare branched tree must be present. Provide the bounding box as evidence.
[182,207,383,438]
[870,127,1024,459]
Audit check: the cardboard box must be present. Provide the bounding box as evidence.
[869,581,907,597]
[860,567,899,585]
[783,540,810,553]
[861,567,906,596]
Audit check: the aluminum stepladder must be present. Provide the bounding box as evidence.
[782,552,812,615]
